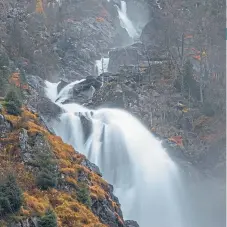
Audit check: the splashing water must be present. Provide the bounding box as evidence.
[116,1,139,39]
[44,80,188,227]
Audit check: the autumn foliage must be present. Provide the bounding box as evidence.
[0,107,119,226]
[36,0,44,13]
[8,72,29,90]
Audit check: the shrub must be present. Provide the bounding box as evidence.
[76,183,92,208]
[5,90,22,108]
[4,101,21,116]
[35,153,58,190]
[0,69,9,97]
[4,90,22,116]
[0,175,23,217]
[36,170,57,190]
[38,209,57,227]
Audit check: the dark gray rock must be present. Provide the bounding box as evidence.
[81,159,102,177]
[108,44,143,73]
[125,220,140,227]
[57,79,69,93]
[19,128,29,152]
[0,114,12,138]
[57,77,101,104]
[9,217,38,227]
[79,114,93,142]
[25,74,46,95]
[92,199,125,227]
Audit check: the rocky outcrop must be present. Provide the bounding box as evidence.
[108,43,144,73]
[125,220,140,227]
[81,158,102,177]
[9,218,38,227]
[57,76,101,104]
[0,114,12,138]
[0,106,136,227]
[25,75,62,132]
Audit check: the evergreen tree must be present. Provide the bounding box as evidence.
[38,209,57,227]
[0,175,23,217]
[76,183,92,208]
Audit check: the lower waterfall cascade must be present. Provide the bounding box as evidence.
[45,80,185,227]
[44,80,225,227]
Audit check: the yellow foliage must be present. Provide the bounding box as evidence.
[0,220,7,227]
[23,192,49,214]
[60,168,77,176]
[182,107,189,113]
[4,114,21,127]
[36,0,44,13]
[65,177,78,188]
[90,185,106,200]
[96,17,105,22]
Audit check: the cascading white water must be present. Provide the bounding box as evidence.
[116,1,139,39]
[95,58,110,76]
[45,80,188,227]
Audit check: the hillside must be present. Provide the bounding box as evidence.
[0,98,133,226]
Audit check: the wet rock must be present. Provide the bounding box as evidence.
[125,220,140,227]
[80,115,93,142]
[57,79,69,93]
[81,159,102,177]
[36,97,62,121]
[92,199,124,227]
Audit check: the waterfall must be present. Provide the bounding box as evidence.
[95,57,110,76]
[45,80,188,227]
[116,1,139,40]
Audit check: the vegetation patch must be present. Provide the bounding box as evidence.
[0,175,23,217]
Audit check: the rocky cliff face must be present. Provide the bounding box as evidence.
[0,100,138,227]
[0,0,130,84]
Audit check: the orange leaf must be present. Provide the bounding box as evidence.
[168,136,183,147]
[96,17,105,22]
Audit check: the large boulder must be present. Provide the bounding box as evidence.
[56,76,101,104]
[108,43,144,73]
[92,199,125,227]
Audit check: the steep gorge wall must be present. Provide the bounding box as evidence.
[0,0,129,84]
